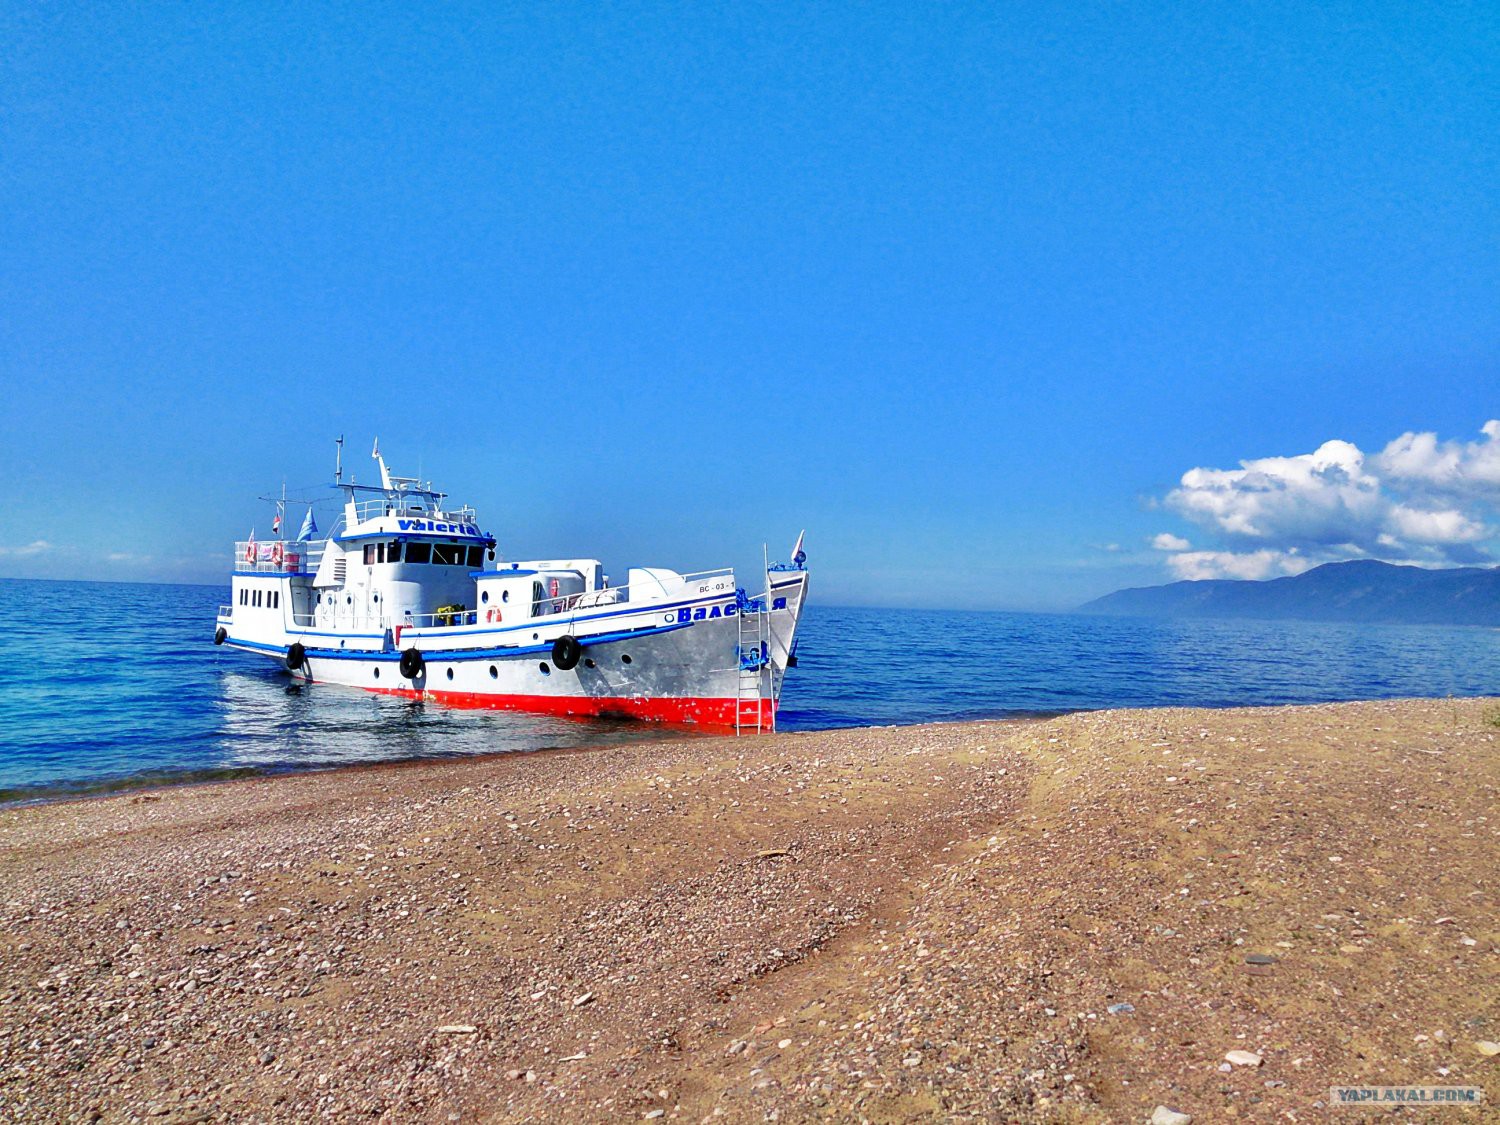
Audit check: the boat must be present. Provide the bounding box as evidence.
[212,441,809,731]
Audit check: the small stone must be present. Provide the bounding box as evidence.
[726,1040,746,1055]
[505,1069,524,1080]
[1151,1108,1193,1125]
[258,1049,275,1066]
[903,1054,922,1067]
[572,991,595,1007]
[1476,1041,1500,1057]
[777,1038,792,1049]
[435,1025,478,1034]
[524,1070,537,1084]
[1244,953,1277,965]
[1225,1050,1263,1067]
[1107,1003,1136,1015]
[644,1112,665,1121]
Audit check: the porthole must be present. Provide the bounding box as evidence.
[481,590,489,604]
[583,658,595,669]
[346,595,352,605]
[446,668,454,681]
[489,665,498,679]
[532,632,538,640]
[501,590,510,603]
[539,662,551,675]
[373,667,380,680]
[372,593,380,603]
[621,654,632,664]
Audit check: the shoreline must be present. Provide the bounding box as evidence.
[2,697,1496,1122]
[0,711,1074,812]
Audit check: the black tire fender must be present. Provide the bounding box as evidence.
[286,642,306,671]
[213,626,227,646]
[551,635,582,671]
[400,648,425,679]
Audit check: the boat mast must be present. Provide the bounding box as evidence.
[334,434,345,484]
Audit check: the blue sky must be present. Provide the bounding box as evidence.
[1,3,1496,609]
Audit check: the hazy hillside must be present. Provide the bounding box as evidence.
[1080,560,1500,625]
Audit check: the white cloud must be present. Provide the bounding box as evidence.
[1376,419,1500,493]
[1152,422,1500,580]
[1384,505,1487,544]
[0,540,51,558]
[1167,549,1314,582]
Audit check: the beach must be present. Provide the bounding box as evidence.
[1,698,1496,1123]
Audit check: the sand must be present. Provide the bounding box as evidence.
[1,697,1497,1123]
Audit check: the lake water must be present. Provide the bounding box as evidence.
[2,578,1497,802]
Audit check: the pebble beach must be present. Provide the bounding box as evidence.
[2,697,1497,1123]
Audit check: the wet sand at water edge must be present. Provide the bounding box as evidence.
[1,697,1497,1123]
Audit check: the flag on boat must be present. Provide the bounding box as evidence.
[272,500,284,536]
[371,437,380,460]
[298,506,318,541]
[791,529,806,569]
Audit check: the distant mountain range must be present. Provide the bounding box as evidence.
[1080,560,1500,626]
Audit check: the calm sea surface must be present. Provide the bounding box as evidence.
[2,578,1497,801]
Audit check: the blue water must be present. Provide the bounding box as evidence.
[2,578,1498,801]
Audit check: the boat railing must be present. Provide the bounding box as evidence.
[233,541,316,575]
[531,567,737,618]
[347,499,479,526]
[290,612,388,630]
[402,609,481,629]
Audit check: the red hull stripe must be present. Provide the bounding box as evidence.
[363,686,774,729]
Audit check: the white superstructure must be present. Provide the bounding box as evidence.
[214,444,808,731]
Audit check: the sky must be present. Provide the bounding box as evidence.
[1,3,1496,610]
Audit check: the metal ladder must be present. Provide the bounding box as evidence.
[734,593,770,735]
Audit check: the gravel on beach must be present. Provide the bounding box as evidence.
[1,697,1497,1123]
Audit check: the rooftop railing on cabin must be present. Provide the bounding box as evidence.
[346,499,479,526]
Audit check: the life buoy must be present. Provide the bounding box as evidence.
[271,543,284,566]
[286,642,306,671]
[399,647,425,679]
[213,626,227,646]
[551,634,582,671]
[486,608,503,623]
[244,543,255,563]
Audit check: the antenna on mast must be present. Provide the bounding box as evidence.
[334,434,345,484]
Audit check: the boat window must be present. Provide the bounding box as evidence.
[271,591,278,609]
[432,544,461,566]
[387,541,402,563]
[467,546,483,568]
[363,544,376,565]
[406,542,431,564]
[480,590,489,604]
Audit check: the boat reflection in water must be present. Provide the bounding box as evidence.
[214,666,698,776]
